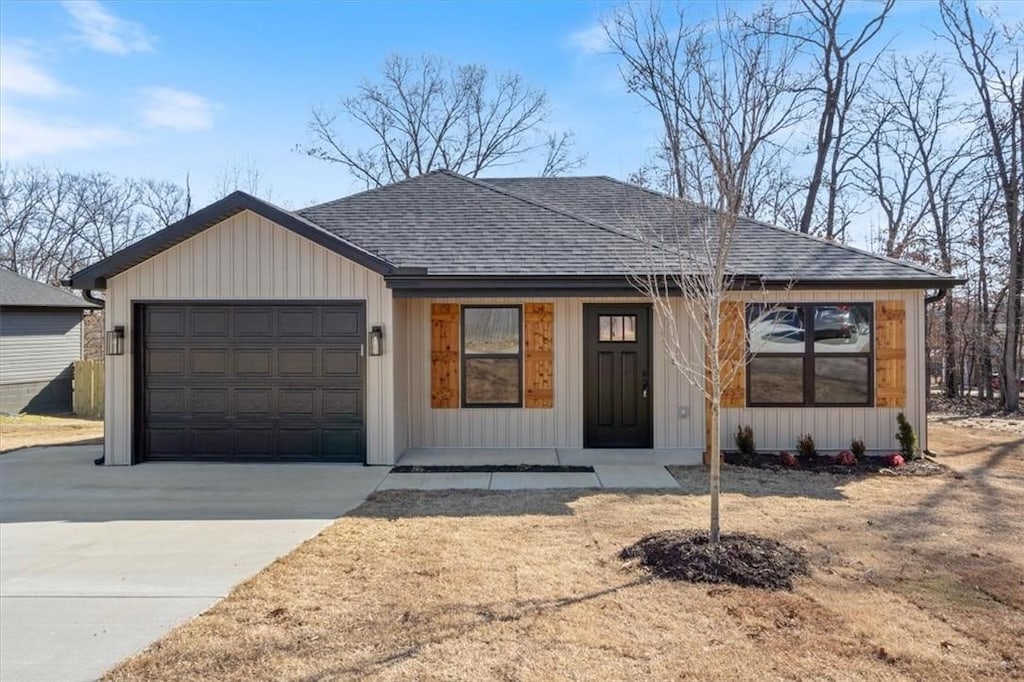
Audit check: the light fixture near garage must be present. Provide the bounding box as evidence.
[105,326,125,356]
[369,325,384,356]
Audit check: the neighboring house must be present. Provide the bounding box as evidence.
[1,269,97,414]
[65,171,961,465]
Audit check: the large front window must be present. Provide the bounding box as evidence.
[462,306,522,407]
[746,303,873,407]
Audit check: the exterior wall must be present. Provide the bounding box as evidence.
[0,308,82,414]
[404,296,705,452]
[403,289,926,455]
[721,288,927,452]
[103,210,394,465]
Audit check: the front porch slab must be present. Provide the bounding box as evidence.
[593,465,681,489]
[397,448,559,466]
[377,473,492,490]
[489,472,601,490]
[556,449,703,466]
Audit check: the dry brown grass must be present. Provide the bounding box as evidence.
[105,422,1023,681]
[0,414,103,453]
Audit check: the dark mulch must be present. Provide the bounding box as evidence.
[724,451,947,477]
[389,464,594,474]
[621,530,810,590]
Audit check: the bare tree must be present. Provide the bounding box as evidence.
[214,158,273,201]
[940,0,1023,411]
[777,0,895,235]
[301,54,583,187]
[607,4,800,543]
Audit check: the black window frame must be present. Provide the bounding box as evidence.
[461,304,524,408]
[745,302,874,408]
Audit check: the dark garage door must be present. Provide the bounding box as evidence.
[139,303,365,462]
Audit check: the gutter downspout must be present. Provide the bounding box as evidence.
[923,289,947,457]
[82,290,106,465]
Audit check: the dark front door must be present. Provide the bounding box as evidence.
[138,302,366,462]
[583,304,652,448]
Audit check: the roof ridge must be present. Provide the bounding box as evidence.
[447,171,692,264]
[593,176,955,280]
[299,170,448,213]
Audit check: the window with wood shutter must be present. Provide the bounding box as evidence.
[719,301,746,408]
[875,300,906,407]
[430,303,460,408]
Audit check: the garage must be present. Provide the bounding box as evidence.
[139,302,366,462]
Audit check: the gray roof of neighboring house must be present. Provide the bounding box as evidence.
[66,170,961,292]
[0,269,97,308]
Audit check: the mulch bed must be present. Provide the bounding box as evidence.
[390,464,594,473]
[723,451,947,477]
[621,530,810,590]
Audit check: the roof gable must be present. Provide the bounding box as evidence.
[65,192,396,290]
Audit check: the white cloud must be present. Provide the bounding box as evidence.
[62,0,153,55]
[0,104,133,160]
[0,44,70,98]
[567,23,609,55]
[139,87,216,132]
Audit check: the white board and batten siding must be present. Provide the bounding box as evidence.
[720,289,927,452]
[401,297,707,452]
[103,210,395,465]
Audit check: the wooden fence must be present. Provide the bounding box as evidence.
[73,360,104,419]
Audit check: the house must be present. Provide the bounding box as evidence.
[1,269,97,415]
[64,171,960,465]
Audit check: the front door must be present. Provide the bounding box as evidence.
[583,304,652,448]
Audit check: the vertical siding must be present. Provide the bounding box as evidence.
[392,298,410,454]
[104,210,394,465]
[720,289,925,452]
[406,297,705,451]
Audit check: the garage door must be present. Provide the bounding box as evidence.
[140,303,365,462]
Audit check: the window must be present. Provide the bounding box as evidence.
[598,314,637,342]
[747,303,873,406]
[462,306,522,407]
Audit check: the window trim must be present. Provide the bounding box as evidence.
[461,304,524,408]
[745,302,874,408]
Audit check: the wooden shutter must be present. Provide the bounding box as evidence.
[719,301,746,408]
[431,303,460,408]
[876,300,907,407]
[524,302,554,408]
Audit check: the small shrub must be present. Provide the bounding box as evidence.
[895,413,919,460]
[835,451,857,466]
[779,451,797,467]
[850,439,866,458]
[887,453,905,468]
[735,425,756,455]
[796,433,817,459]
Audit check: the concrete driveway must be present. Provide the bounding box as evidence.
[0,445,387,682]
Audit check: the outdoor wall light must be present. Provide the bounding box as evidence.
[369,325,384,356]
[105,326,125,356]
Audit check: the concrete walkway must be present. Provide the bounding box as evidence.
[0,445,387,682]
[378,464,682,491]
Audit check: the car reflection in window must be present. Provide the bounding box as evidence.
[813,304,871,354]
[748,307,805,354]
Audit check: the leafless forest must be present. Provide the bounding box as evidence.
[1,0,1019,410]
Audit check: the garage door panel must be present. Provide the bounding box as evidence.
[140,303,365,462]
[190,309,229,336]
[278,349,317,376]
[234,308,273,337]
[236,349,273,376]
[190,348,229,376]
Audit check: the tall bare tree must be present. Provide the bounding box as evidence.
[940,0,1023,411]
[301,54,583,187]
[780,0,895,236]
[607,4,801,543]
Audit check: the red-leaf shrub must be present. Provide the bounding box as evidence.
[779,451,797,467]
[835,451,857,466]
[887,453,905,468]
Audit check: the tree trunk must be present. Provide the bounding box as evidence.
[708,400,721,543]
[944,294,958,399]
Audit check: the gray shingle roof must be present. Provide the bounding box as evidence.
[1,269,97,308]
[299,171,682,276]
[482,176,954,283]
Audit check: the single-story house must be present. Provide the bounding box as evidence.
[1,268,97,414]
[64,171,960,465]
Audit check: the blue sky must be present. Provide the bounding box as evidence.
[0,0,1004,221]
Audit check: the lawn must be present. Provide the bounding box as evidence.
[0,414,104,453]
[105,422,1023,681]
